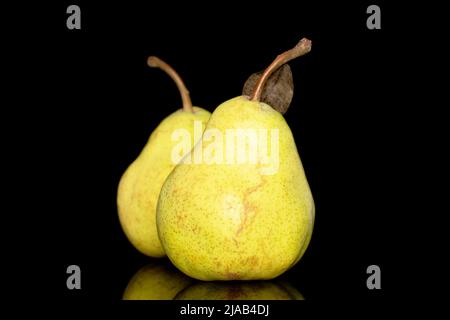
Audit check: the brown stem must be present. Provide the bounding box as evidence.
[251,38,312,102]
[147,56,194,112]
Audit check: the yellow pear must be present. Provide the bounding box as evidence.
[123,261,193,300]
[175,281,303,300]
[118,57,211,257]
[157,38,314,279]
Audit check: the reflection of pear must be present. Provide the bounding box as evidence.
[175,281,303,300]
[276,281,305,300]
[123,261,193,300]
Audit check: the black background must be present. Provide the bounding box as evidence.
[16,1,418,305]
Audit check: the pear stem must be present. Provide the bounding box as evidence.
[147,56,194,113]
[250,38,312,102]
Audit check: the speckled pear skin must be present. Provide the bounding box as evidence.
[122,262,193,300]
[117,107,211,257]
[175,281,303,300]
[157,96,314,280]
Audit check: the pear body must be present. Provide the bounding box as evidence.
[123,262,193,300]
[118,107,210,257]
[157,96,314,279]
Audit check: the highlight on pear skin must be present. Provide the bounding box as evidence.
[117,38,314,296]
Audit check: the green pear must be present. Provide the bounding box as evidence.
[157,38,314,280]
[118,57,211,257]
[123,261,193,300]
[175,281,303,300]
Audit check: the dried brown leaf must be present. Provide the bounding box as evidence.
[242,64,293,114]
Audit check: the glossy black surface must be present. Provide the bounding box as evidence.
[24,1,410,302]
